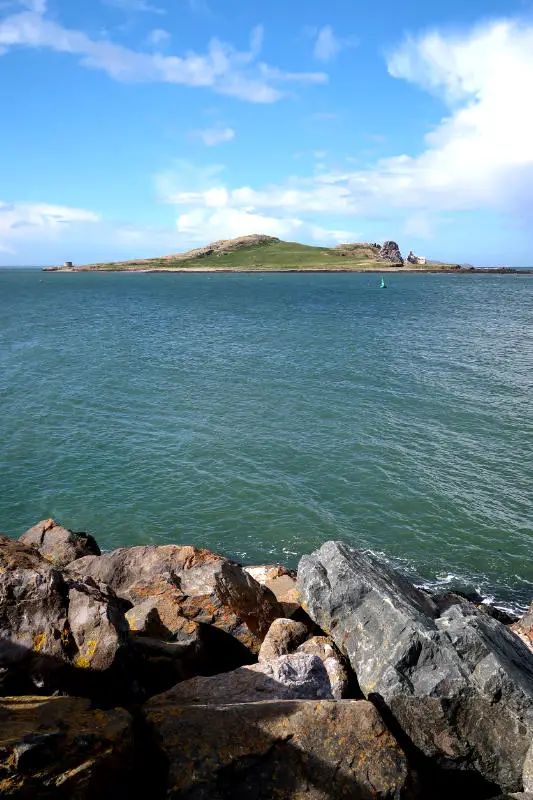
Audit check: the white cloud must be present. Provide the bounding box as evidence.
[313,25,357,62]
[0,10,327,103]
[193,125,235,146]
[103,0,165,14]
[147,28,170,46]
[0,201,100,258]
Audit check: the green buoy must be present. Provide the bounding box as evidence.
[380,277,387,289]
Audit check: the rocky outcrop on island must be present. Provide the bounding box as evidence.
[1,519,533,798]
[379,240,404,265]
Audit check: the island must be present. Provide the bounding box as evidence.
[43,234,531,273]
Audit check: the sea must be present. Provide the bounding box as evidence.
[1,268,532,611]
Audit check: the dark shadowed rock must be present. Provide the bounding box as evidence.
[145,698,408,799]
[0,535,70,694]
[20,518,100,567]
[297,635,349,699]
[258,618,309,662]
[68,548,283,654]
[0,695,133,798]
[379,240,404,265]
[298,541,533,792]
[148,653,333,707]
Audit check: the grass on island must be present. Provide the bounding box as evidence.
[66,238,461,272]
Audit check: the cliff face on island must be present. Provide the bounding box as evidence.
[2,519,533,799]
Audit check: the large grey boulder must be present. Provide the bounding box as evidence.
[147,652,333,706]
[145,698,408,798]
[20,518,100,567]
[298,541,533,793]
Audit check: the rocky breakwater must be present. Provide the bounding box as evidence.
[0,522,532,798]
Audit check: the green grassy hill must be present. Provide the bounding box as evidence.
[50,235,460,272]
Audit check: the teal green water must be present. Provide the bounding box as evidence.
[1,269,532,609]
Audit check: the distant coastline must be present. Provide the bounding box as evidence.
[43,265,532,275]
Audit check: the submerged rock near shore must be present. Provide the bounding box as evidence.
[1,520,532,798]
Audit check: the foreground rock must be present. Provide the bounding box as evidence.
[20,518,100,566]
[245,564,300,617]
[0,695,133,798]
[378,240,404,265]
[0,535,129,697]
[258,617,309,662]
[297,635,349,699]
[145,698,408,798]
[147,652,333,706]
[68,546,282,654]
[298,541,533,793]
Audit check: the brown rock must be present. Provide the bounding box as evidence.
[20,518,100,567]
[245,565,300,617]
[0,695,133,798]
[0,534,70,694]
[125,599,171,639]
[512,604,533,654]
[258,618,309,662]
[297,635,349,699]
[69,549,283,654]
[149,653,333,706]
[145,698,408,798]
[67,578,129,670]
[67,544,226,596]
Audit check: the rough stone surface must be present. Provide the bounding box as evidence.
[68,547,283,653]
[20,518,100,567]
[258,618,309,662]
[125,598,171,639]
[523,739,533,793]
[67,578,129,670]
[245,565,300,617]
[0,695,133,798]
[148,652,333,706]
[145,698,408,799]
[512,604,533,654]
[298,541,533,792]
[0,535,70,694]
[297,635,349,699]
[378,240,404,265]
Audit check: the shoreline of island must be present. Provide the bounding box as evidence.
[43,265,533,274]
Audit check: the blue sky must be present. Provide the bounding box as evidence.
[1,0,533,265]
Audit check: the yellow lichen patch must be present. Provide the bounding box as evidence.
[74,639,98,668]
[32,632,47,652]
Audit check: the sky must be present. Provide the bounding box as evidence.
[1,0,533,266]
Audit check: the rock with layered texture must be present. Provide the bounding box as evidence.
[149,652,333,707]
[0,535,70,695]
[20,518,100,567]
[0,695,133,798]
[0,535,130,697]
[245,564,300,617]
[297,635,349,699]
[378,240,404,265]
[145,698,408,799]
[512,603,533,654]
[298,541,533,793]
[68,547,283,654]
[258,618,309,662]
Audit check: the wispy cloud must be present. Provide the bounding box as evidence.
[0,11,327,103]
[313,25,358,62]
[192,125,235,146]
[103,0,166,14]
[147,28,170,46]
